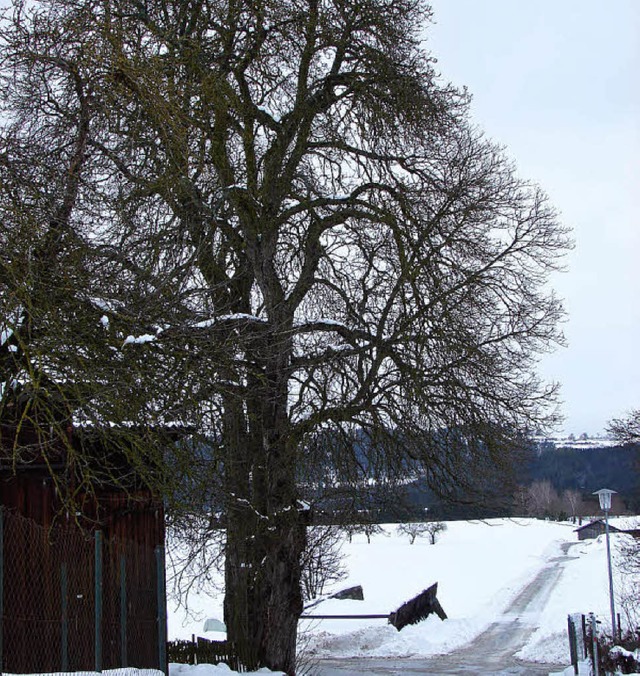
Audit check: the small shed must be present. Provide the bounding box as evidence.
[574,519,621,541]
[0,419,168,674]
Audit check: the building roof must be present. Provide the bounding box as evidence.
[573,519,622,533]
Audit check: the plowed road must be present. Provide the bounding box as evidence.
[316,543,577,675]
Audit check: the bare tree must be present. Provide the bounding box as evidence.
[300,525,347,601]
[0,0,185,503]
[616,532,640,630]
[525,480,561,519]
[608,410,640,446]
[562,489,585,523]
[361,522,384,544]
[397,522,429,544]
[0,0,570,672]
[398,520,446,544]
[425,521,447,544]
[513,485,530,516]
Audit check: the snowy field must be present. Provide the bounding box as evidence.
[167,517,639,674]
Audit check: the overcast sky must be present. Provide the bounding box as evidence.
[426,0,640,437]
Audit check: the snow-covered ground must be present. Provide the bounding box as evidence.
[168,517,639,675]
[11,519,633,676]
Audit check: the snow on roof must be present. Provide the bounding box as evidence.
[609,516,640,531]
[574,516,640,532]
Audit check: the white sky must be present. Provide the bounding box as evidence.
[426,0,640,437]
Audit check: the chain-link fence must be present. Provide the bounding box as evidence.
[0,508,167,674]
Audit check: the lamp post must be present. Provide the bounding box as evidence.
[593,488,617,639]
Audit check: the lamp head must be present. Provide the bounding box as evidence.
[593,488,617,511]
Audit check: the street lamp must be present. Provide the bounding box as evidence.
[593,488,617,639]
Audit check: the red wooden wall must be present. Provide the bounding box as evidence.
[0,424,167,673]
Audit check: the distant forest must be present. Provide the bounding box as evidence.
[423,442,640,520]
[321,441,640,523]
[530,443,639,496]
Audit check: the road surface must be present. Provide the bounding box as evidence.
[314,542,578,675]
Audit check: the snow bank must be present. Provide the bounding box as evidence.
[301,519,573,659]
[3,671,163,676]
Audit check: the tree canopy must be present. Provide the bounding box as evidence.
[608,410,640,446]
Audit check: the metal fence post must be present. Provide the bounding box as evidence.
[590,612,599,676]
[120,554,127,667]
[61,563,68,671]
[567,614,578,675]
[0,506,4,675]
[95,531,103,673]
[155,545,167,675]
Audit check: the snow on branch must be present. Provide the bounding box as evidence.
[0,327,12,346]
[194,313,268,329]
[122,334,157,346]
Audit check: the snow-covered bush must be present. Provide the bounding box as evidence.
[593,630,640,675]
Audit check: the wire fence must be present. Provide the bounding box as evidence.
[0,508,167,674]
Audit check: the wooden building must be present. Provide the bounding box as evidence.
[0,421,167,674]
[574,519,621,541]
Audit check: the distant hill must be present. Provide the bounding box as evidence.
[533,435,618,451]
[527,442,640,508]
[304,429,640,522]
[385,438,640,520]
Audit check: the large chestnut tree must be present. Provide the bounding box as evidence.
[0,0,569,672]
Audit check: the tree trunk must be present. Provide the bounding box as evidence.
[224,468,305,674]
[223,368,305,675]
